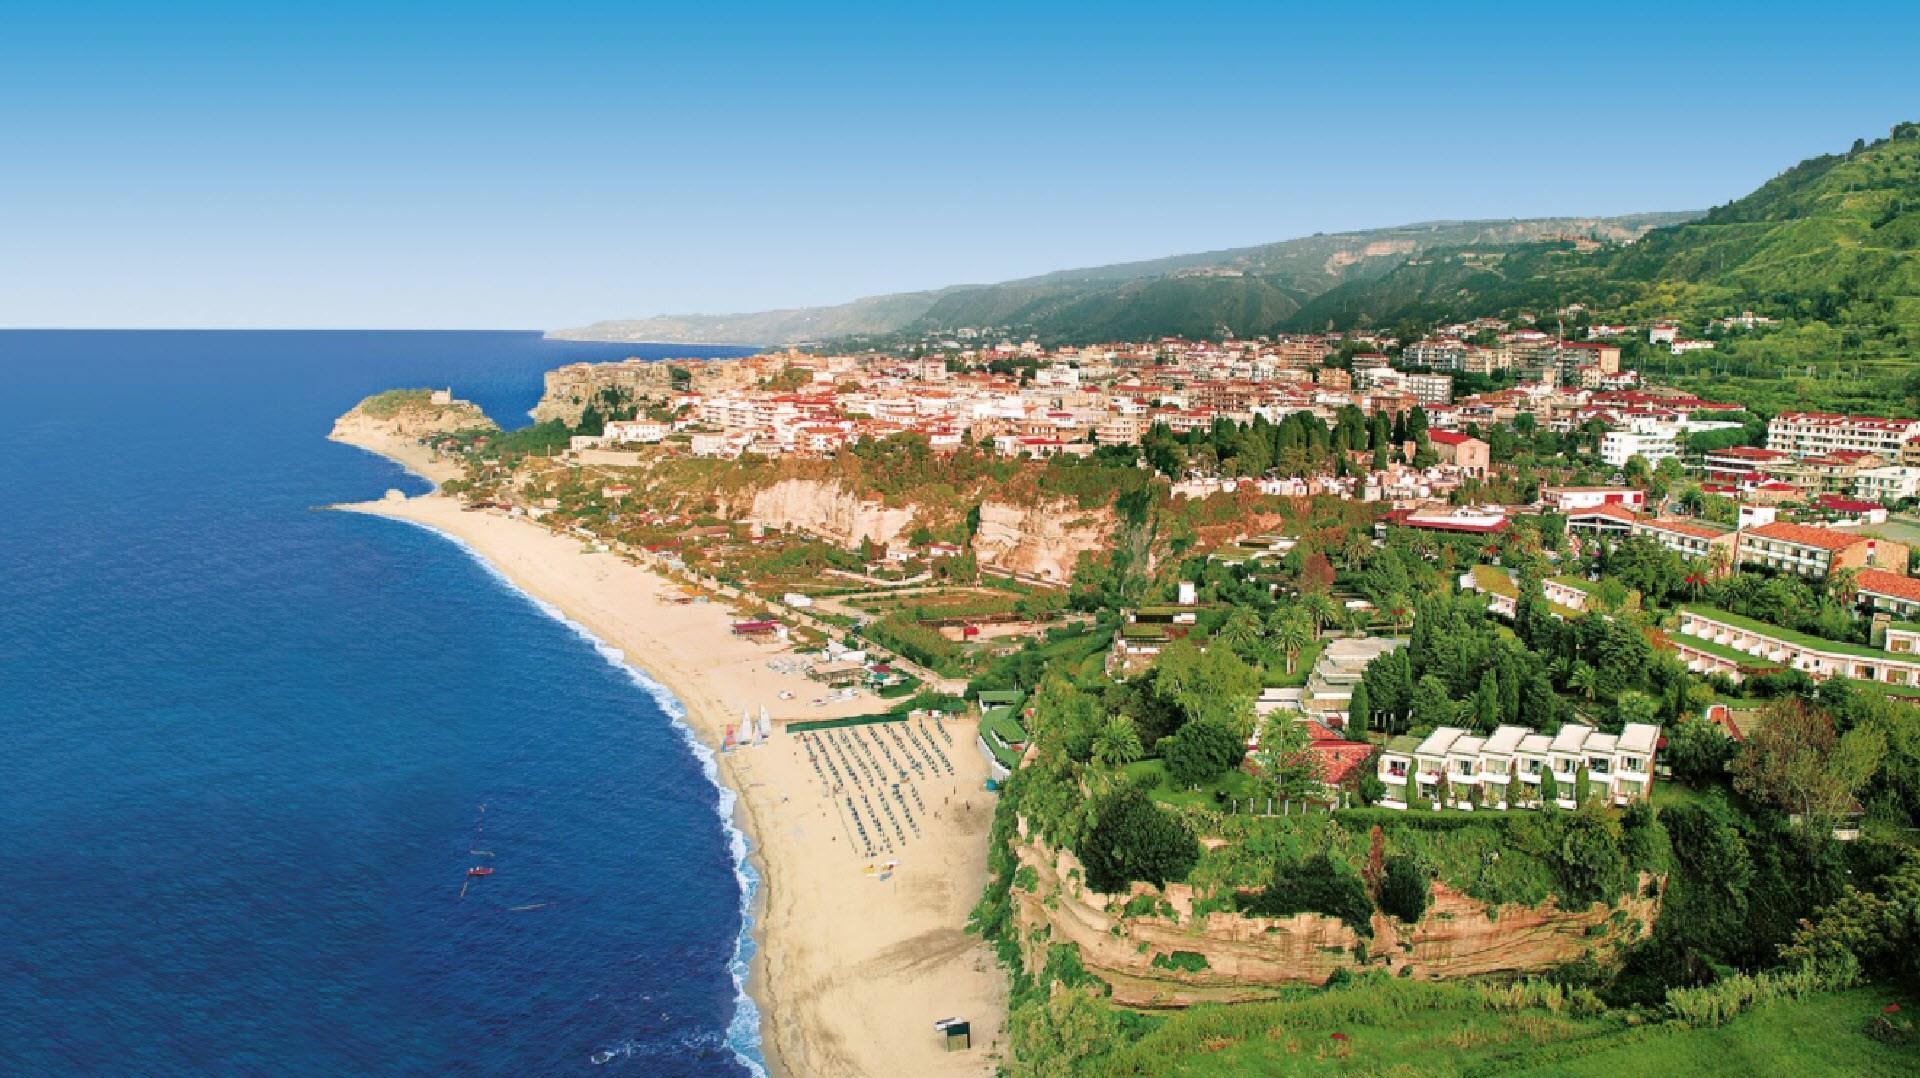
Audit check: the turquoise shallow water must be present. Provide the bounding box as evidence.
[0,330,762,1075]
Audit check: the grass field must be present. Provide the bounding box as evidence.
[1083,979,1916,1076]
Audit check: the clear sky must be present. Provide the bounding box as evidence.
[4,2,1917,330]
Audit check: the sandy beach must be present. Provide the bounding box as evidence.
[332,458,1005,1075]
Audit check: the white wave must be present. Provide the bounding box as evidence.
[375,516,768,1077]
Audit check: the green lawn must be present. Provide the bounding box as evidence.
[1123,758,1257,809]
[1084,980,1916,1077]
[1265,637,1325,689]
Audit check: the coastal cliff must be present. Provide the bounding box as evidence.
[745,478,918,550]
[1009,834,1658,1008]
[734,476,1115,580]
[531,358,753,426]
[329,389,494,482]
[970,500,1115,584]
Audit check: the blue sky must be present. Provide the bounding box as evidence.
[3,2,1916,329]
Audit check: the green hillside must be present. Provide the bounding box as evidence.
[551,214,1693,346]
[1290,123,1920,352]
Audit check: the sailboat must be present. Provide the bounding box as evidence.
[721,721,737,753]
[759,705,773,741]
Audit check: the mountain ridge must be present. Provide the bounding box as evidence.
[550,213,1698,347]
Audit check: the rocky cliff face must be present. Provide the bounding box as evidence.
[971,500,1114,583]
[744,479,918,550]
[1011,833,1658,1008]
[736,478,1114,579]
[531,358,751,426]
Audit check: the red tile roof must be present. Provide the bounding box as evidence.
[1308,738,1376,786]
[1638,517,1728,541]
[1744,521,1871,552]
[1857,568,1920,603]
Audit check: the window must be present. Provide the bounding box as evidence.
[1455,760,1474,776]
[1588,756,1610,774]
[1524,759,1541,775]
[1621,756,1642,773]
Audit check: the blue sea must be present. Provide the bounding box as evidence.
[0,331,766,1075]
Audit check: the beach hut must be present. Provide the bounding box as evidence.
[933,1018,971,1052]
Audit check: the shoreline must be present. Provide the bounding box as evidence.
[330,442,1004,1076]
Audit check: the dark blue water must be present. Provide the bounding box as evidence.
[0,331,764,1075]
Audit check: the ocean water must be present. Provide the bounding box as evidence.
[0,331,764,1075]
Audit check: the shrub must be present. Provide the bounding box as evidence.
[1150,950,1212,973]
[1241,853,1376,935]
[1379,855,1431,923]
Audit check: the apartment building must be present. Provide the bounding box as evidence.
[1633,517,1737,566]
[1407,372,1454,407]
[1767,411,1920,459]
[1855,465,1920,504]
[1541,486,1647,513]
[1736,521,1908,581]
[1427,430,1490,477]
[1402,338,1468,371]
[1856,569,1920,621]
[1377,722,1659,810]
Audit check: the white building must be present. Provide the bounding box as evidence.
[1767,411,1920,459]
[1377,723,1659,810]
[1601,416,1745,467]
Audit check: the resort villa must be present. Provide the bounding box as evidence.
[1735,521,1908,582]
[1670,605,1920,689]
[1376,722,1660,810]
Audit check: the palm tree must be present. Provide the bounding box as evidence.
[1385,592,1413,632]
[1707,545,1732,581]
[1568,661,1601,702]
[1342,531,1372,570]
[1270,608,1313,675]
[1304,592,1340,639]
[1093,715,1143,770]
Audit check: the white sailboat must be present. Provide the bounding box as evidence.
[759,705,773,740]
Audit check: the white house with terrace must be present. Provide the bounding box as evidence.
[1376,722,1659,810]
[1670,605,1920,688]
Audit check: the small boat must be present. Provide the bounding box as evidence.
[467,866,494,877]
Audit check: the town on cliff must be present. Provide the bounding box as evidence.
[339,318,1920,1073]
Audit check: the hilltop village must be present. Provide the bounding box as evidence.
[345,310,1920,1074]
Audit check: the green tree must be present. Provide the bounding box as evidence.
[1412,674,1455,727]
[1253,716,1324,802]
[1216,607,1266,665]
[1733,698,1886,837]
[1550,804,1630,906]
[1349,680,1372,731]
[1075,787,1200,893]
[1666,715,1737,783]
[1379,855,1430,922]
[1007,986,1123,1076]
[1568,661,1601,703]
[1241,853,1375,933]
[1268,607,1313,676]
[1092,715,1144,771]
[1162,719,1245,788]
[1470,670,1500,733]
